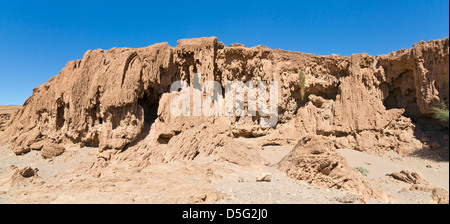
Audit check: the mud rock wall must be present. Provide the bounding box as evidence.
[1,37,448,156]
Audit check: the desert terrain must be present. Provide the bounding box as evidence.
[0,37,448,204]
[0,129,448,204]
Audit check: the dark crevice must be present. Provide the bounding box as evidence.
[84,132,100,147]
[307,83,339,101]
[262,142,282,147]
[382,69,421,119]
[384,87,420,119]
[121,88,161,151]
[192,151,200,160]
[157,135,172,144]
[157,131,181,144]
[56,105,65,129]
[138,87,159,125]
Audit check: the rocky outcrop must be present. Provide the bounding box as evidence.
[0,37,448,157]
[378,39,449,116]
[277,135,391,202]
[387,170,430,185]
[387,170,449,204]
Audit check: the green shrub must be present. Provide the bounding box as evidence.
[432,102,449,122]
[355,167,369,176]
[298,71,306,100]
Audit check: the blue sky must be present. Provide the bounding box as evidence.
[0,0,448,105]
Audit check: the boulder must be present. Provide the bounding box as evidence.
[41,143,65,159]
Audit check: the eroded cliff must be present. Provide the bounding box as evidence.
[1,37,448,159]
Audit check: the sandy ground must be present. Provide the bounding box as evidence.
[1,135,447,204]
[210,142,448,204]
[337,149,449,191]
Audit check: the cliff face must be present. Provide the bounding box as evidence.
[1,37,448,157]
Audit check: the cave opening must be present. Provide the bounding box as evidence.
[138,88,160,125]
[383,87,421,121]
[123,87,162,148]
[382,70,422,119]
[56,105,65,129]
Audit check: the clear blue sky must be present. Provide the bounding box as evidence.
[0,0,448,105]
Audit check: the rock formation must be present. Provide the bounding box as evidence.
[277,135,391,202]
[0,37,448,204]
[0,37,448,160]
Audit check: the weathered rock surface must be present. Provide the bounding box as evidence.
[388,169,449,204]
[432,188,449,204]
[41,143,65,159]
[17,166,37,178]
[277,135,391,202]
[387,170,430,185]
[0,37,448,159]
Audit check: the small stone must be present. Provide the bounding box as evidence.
[365,162,372,165]
[238,177,244,182]
[256,173,272,182]
[18,166,36,178]
[426,164,432,168]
